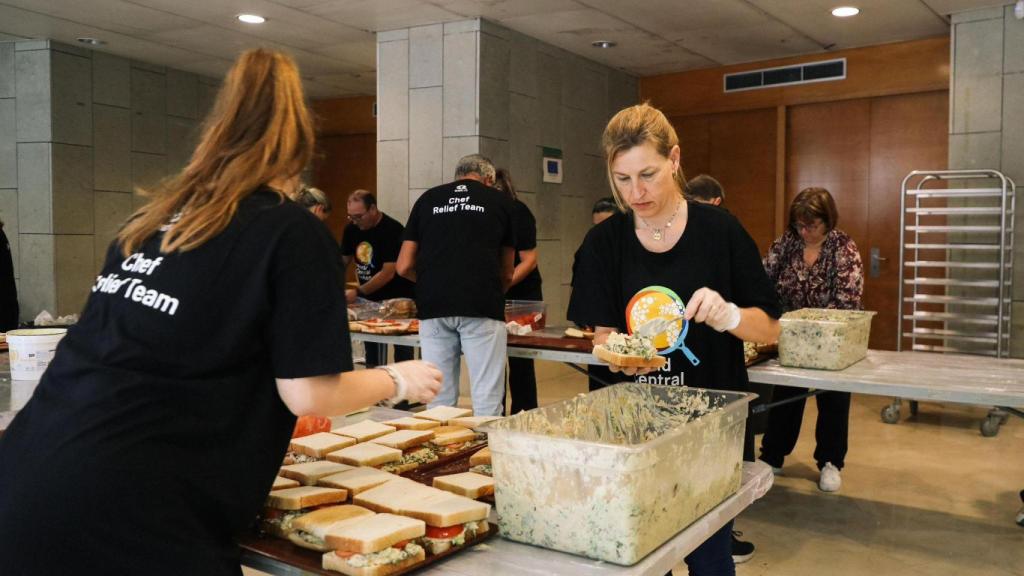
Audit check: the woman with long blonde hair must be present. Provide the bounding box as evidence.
[569,103,781,575]
[0,49,440,574]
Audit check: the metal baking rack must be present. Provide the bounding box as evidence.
[887,169,1017,435]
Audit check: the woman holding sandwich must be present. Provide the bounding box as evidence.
[569,103,781,575]
[0,49,440,575]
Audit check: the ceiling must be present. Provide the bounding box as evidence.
[0,0,1011,98]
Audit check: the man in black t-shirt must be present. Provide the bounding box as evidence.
[340,190,415,366]
[397,155,516,416]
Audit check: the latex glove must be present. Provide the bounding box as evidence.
[385,360,442,404]
[685,287,741,332]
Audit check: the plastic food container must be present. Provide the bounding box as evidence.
[482,383,753,565]
[7,328,67,381]
[778,308,876,370]
[504,300,546,330]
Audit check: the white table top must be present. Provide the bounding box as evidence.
[747,350,1024,407]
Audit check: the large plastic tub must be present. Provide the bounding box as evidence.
[778,308,876,370]
[482,383,753,565]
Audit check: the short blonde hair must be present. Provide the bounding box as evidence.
[602,103,686,211]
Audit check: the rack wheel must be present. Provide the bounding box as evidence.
[980,415,1001,437]
[881,404,900,424]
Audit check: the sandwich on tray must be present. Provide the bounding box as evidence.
[412,406,472,423]
[468,447,491,476]
[380,416,439,431]
[289,432,357,459]
[287,504,375,552]
[399,491,490,555]
[318,467,403,496]
[272,475,301,491]
[279,461,354,486]
[327,442,403,468]
[369,430,438,473]
[352,479,434,514]
[424,425,483,457]
[592,332,667,369]
[262,486,348,538]
[331,420,396,443]
[322,513,426,576]
[432,472,494,500]
[446,415,501,430]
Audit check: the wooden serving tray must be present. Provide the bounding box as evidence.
[239,522,497,575]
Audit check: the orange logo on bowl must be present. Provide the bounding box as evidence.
[355,242,373,265]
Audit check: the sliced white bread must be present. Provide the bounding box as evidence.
[331,420,396,442]
[266,486,349,511]
[592,344,667,369]
[428,425,476,446]
[412,406,472,423]
[327,443,403,467]
[321,544,425,576]
[380,416,440,431]
[399,493,490,528]
[353,479,439,514]
[447,415,502,430]
[279,461,354,486]
[289,432,357,458]
[271,475,300,491]
[318,467,402,495]
[367,429,434,450]
[432,472,495,499]
[324,513,426,554]
[468,447,490,467]
[287,504,375,552]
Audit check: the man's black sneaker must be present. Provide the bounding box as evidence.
[732,531,755,564]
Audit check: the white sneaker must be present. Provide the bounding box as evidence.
[819,462,841,492]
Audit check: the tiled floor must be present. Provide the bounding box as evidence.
[246,359,1024,575]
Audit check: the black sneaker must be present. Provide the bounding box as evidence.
[1016,490,1023,527]
[732,531,755,564]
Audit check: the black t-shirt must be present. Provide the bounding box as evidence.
[569,202,781,392]
[0,189,351,575]
[404,179,516,320]
[340,213,414,301]
[506,199,543,300]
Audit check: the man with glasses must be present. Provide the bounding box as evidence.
[340,189,415,367]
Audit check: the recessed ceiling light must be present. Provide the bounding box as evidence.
[831,6,860,17]
[237,14,266,24]
[592,40,616,49]
[76,37,105,45]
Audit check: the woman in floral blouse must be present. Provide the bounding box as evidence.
[759,187,863,493]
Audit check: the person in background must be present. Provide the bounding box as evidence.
[494,168,542,414]
[397,154,516,417]
[570,103,781,576]
[567,197,622,392]
[0,48,441,575]
[759,187,863,493]
[681,172,758,564]
[591,196,619,225]
[340,189,416,367]
[0,219,17,332]
[685,174,725,206]
[296,184,332,222]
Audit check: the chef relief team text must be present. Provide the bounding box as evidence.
[92,253,180,316]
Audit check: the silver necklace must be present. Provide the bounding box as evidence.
[640,201,681,241]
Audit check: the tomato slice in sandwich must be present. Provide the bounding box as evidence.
[426,525,464,539]
[335,550,356,559]
[392,540,411,550]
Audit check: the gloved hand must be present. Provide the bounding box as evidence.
[384,360,442,404]
[685,287,741,332]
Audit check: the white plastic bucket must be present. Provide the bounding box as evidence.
[10,379,40,411]
[7,328,67,381]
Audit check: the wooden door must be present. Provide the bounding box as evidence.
[313,133,377,242]
[672,108,778,252]
[787,92,948,350]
